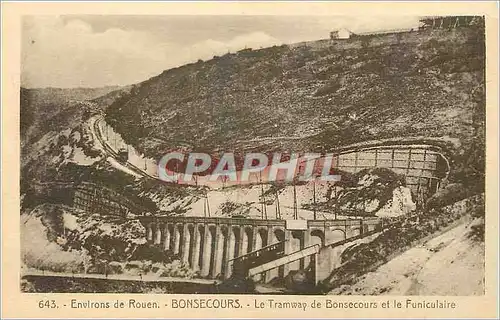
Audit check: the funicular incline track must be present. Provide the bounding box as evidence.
[230,241,287,276]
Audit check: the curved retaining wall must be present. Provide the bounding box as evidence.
[98,118,449,200]
[333,143,449,199]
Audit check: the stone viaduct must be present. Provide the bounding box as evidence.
[139,216,380,282]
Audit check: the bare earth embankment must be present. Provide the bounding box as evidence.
[329,216,484,295]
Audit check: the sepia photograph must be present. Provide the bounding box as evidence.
[17,12,488,298]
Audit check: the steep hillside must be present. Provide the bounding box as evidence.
[321,194,484,295]
[21,86,124,151]
[20,85,153,213]
[21,203,196,283]
[328,195,485,295]
[106,25,485,176]
[90,85,132,108]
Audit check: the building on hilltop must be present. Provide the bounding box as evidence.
[330,28,352,40]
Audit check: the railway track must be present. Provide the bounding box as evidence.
[92,116,208,201]
[93,116,156,179]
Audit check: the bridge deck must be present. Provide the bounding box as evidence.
[140,216,380,228]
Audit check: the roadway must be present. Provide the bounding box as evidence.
[22,269,221,285]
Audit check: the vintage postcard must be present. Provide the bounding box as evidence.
[1,1,499,319]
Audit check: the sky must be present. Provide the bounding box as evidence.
[21,15,421,88]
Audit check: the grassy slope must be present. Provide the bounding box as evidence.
[106,26,484,162]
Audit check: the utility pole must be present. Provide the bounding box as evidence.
[333,184,338,220]
[293,181,298,220]
[206,194,211,217]
[261,199,265,220]
[260,171,267,220]
[313,179,317,221]
[203,197,207,218]
[275,187,281,220]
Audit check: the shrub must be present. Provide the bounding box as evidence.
[313,81,341,97]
